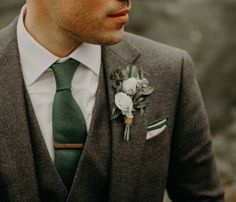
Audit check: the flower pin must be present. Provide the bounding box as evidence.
[111,66,154,141]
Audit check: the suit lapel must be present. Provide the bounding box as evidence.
[0,19,40,201]
[103,41,150,201]
[67,62,112,201]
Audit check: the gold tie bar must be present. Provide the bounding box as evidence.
[54,143,84,149]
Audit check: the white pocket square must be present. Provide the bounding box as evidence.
[146,117,168,140]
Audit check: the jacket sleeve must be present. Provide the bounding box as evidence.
[166,51,225,202]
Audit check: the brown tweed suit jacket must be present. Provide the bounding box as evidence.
[0,19,224,201]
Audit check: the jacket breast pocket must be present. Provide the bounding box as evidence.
[146,116,168,141]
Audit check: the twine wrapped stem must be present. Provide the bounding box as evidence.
[124,116,133,141]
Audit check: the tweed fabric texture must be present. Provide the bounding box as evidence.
[0,18,224,202]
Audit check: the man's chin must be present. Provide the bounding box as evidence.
[102,36,123,45]
[91,29,125,46]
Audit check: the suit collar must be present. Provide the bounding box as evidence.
[102,34,140,65]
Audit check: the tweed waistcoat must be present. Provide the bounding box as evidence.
[24,62,112,202]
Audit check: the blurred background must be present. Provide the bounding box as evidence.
[0,0,235,201]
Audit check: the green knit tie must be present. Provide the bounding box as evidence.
[51,58,87,190]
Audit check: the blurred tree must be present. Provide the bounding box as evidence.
[0,0,25,28]
[126,1,236,193]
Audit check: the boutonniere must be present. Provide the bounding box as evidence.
[111,66,154,141]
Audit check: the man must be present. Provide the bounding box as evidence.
[0,0,224,201]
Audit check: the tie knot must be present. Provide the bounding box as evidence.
[51,58,79,91]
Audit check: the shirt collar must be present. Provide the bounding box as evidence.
[17,5,101,87]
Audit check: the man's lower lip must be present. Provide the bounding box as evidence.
[108,14,129,24]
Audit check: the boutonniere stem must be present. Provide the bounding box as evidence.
[124,116,133,141]
[111,66,154,141]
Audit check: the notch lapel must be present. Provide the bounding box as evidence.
[0,19,40,201]
[102,40,151,201]
[68,62,112,201]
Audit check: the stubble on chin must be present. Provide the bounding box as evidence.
[66,26,125,46]
[92,25,125,46]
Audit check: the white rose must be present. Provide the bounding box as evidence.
[115,92,133,118]
[122,77,138,95]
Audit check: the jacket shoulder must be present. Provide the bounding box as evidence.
[122,32,192,75]
[123,32,187,59]
[0,18,18,54]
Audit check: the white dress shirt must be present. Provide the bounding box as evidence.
[17,6,102,160]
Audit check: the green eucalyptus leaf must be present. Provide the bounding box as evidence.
[112,82,118,89]
[127,66,131,73]
[137,97,145,102]
[111,107,122,119]
[133,90,144,102]
[133,101,139,108]
[133,97,145,107]
[136,105,147,110]
[140,67,144,79]
[115,72,121,80]
[121,68,125,75]
[142,86,155,95]
[121,69,128,80]
[111,73,115,80]
[112,80,122,90]
[131,66,140,78]
[136,101,147,109]
[126,66,131,77]
[117,85,122,92]
[140,108,145,115]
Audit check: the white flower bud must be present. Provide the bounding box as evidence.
[122,77,138,95]
[137,78,149,89]
[115,92,133,118]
